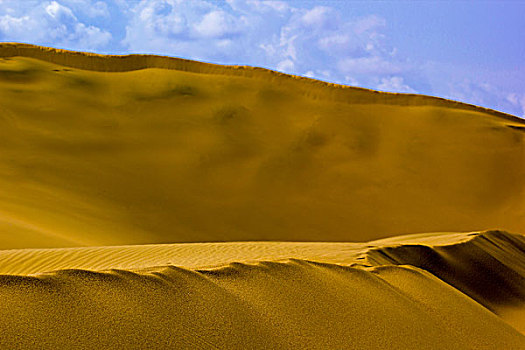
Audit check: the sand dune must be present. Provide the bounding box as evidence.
[0,230,523,349]
[1,264,522,349]
[367,230,525,333]
[1,43,525,248]
[0,44,524,348]
[0,229,506,275]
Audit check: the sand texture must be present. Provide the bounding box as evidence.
[0,44,524,349]
[0,230,523,349]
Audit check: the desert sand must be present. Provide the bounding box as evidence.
[0,43,524,349]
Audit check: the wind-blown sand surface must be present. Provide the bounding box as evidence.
[0,44,524,349]
[0,230,524,349]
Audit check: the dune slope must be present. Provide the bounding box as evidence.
[0,260,523,349]
[0,43,524,247]
[0,230,523,347]
[367,230,525,309]
[366,230,525,333]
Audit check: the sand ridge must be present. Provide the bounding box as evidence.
[0,230,499,275]
[0,252,524,349]
[0,230,523,341]
[0,43,523,124]
[366,230,525,333]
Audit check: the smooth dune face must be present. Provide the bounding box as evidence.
[1,43,525,248]
[0,44,524,349]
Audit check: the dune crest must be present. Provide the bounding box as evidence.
[0,43,521,122]
[366,230,525,333]
[366,230,525,307]
[0,230,523,341]
[0,259,523,349]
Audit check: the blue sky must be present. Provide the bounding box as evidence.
[0,0,523,117]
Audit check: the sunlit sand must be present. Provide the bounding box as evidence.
[0,43,523,349]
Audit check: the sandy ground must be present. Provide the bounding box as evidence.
[0,230,523,349]
[0,44,524,349]
[0,43,524,248]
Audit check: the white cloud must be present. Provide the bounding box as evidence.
[304,70,315,78]
[344,76,360,86]
[377,76,416,93]
[86,1,109,18]
[226,0,290,15]
[354,15,386,34]
[193,10,240,38]
[338,56,401,76]
[0,14,31,35]
[276,59,294,72]
[46,1,74,19]
[258,1,289,14]
[506,93,525,118]
[0,0,111,50]
[300,6,334,29]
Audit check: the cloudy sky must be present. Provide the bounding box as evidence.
[1,0,523,117]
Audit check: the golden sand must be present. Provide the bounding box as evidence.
[0,230,523,349]
[1,43,525,248]
[0,44,524,349]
